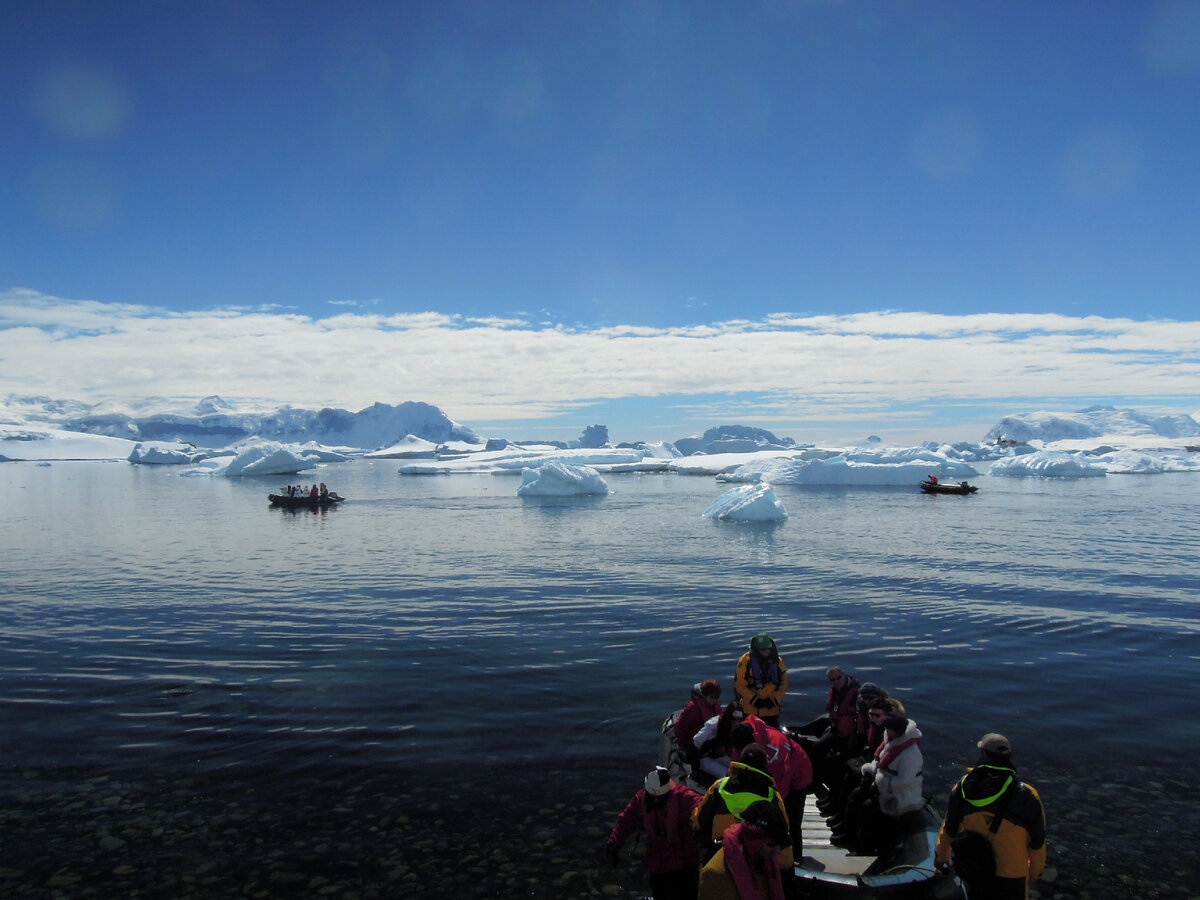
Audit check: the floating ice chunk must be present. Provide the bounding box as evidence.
[989,451,1106,478]
[517,460,610,497]
[703,482,788,521]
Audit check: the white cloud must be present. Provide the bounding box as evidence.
[2,289,1197,432]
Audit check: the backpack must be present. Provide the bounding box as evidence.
[949,828,996,880]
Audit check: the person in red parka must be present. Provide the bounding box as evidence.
[729,714,813,852]
[606,766,704,900]
[811,666,861,799]
[675,680,723,773]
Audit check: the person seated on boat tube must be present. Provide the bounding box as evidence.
[693,744,793,870]
[928,473,938,484]
[729,716,812,852]
[851,682,888,757]
[606,766,704,900]
[822,691,896,818]
[697,799,792,900]
[735,634,788,729]
[809,665,861,798]
[691,701,746,782]
[825,700,907,835]
[816,682,888,818]
[319,482,328,498]
[935,733,1046,900]
[676,680,724,773]
[830,711,923,853]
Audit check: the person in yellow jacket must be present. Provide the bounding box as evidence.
[693,745,794,871]
[935,733,1046,900]
[735,634,788,728]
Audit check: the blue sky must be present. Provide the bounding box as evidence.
[2,1,1199,444]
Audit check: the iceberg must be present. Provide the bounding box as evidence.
[128,441,212,465]
[516,461,610,497]
[365,435,439,459]
[703,482,788,521]
[718,456,979,486]
[671,450,808,477]
[989,451,1107,478]
[401,446,659,476]
[0,425,136,461]
[1084,448,1200,475]
[985,406,1200,444]
[4,396,482,451]
[222,442,317,478]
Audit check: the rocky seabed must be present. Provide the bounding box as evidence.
[0,764,1195,899]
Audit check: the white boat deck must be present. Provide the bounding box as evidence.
[798,798,877,876]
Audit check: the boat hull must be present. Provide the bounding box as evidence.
[919,483,977,495]
[267,494,344,508]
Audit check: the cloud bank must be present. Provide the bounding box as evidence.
[3,288,1197,440]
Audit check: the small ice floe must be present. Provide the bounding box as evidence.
[128,441,211,465]
[516,460,610,497]
[703,482,788,521]
[989,450,1106,478]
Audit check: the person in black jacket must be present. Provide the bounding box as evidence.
[935,733,1047,900]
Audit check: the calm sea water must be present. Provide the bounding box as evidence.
[2,459,1198,898]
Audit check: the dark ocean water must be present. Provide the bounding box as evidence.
[2,459,1198,898]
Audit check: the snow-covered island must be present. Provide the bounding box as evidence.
[3,396,1200,484]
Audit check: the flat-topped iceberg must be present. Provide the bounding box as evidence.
[990,451,1107,478]
[703,482,788,521]
[1,425,136,461]
[516,461,610,497]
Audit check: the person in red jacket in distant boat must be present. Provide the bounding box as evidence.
[606,766,704,900]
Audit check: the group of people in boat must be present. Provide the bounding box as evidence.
[280,482,330,499]
[605,632,1047,900]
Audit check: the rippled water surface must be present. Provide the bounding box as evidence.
[2,460,1198,898]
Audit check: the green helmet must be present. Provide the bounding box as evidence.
[749,633,775,653]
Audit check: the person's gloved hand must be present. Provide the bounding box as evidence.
[605,843,619,867]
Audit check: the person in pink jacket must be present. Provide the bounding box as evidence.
[606,766,704,900]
